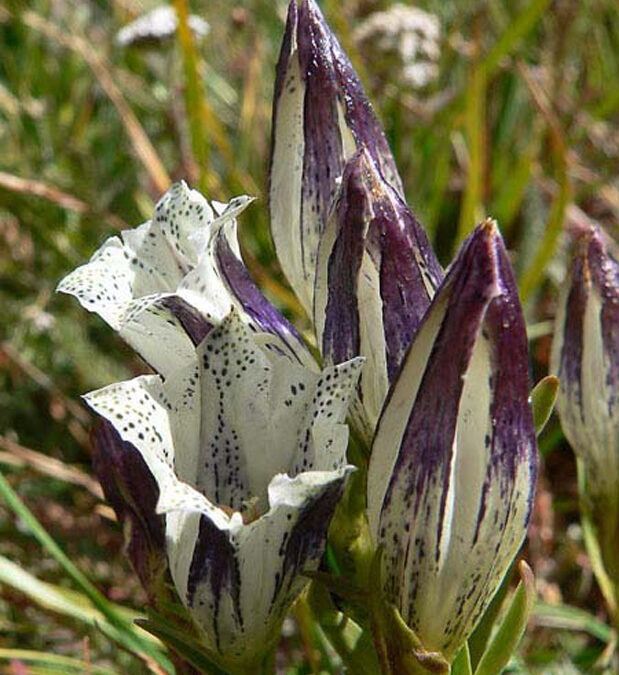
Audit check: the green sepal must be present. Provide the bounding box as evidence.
[473,561,536,675]
[307,582,380,675]
[467,564,513,670]
[530,375,559,436]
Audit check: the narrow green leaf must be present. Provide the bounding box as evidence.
[467,565,513,671]
[0,472,173,672]
[532,601,613,644]
[474,562,536,675]
[481,0,553,79]
[531,375,559,436]
[0,555,145,629]
[451,643,473,675]
[0,648,119,675]
[137,613,229,675]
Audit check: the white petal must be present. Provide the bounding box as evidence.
[183,468,352,661]
[191,311,362,514]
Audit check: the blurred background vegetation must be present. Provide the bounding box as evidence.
[0,0,617,672]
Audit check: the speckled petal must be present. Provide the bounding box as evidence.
[269,0,403,315]
[180,214,314,368]
[367,221,537,659]
[83,370,231,529]
[84,375,194,485]
[191,311,362,515]
[180,468,352,663]
[314,148,442,438]
[58,181,314,373]
[57,182,220,370]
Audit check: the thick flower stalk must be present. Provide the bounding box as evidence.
[550,225,618,602]
[58,180,314,376]
[314,148,442,439]
[269,0,403,315]
[86,310,362,668]
[367,221,538,661]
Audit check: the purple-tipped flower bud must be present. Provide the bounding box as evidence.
[314,148,442,439]
[269,0,403,315]
[367,221,538,661]
[551,225,618,587]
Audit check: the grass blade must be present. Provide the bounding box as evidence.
[481,0,554,79]
[0,472,173,673]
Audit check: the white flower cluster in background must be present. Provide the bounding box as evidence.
[354,4,440,89]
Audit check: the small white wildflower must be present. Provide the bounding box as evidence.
[354,4,441,89]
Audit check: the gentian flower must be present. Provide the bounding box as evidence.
[86,310,362,667]
[367,221,538,661]
[314,148,442,439]
[550,225,618,588]
[58,181,314,374]
[269,0,403,315]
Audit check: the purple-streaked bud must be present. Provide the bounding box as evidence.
[314,148,442,439]
[550,225,618,585]
[90,420,167,599]
[367,221,538,661]
[269,0,403,315]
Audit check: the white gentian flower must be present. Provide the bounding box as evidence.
[87,311,362,667]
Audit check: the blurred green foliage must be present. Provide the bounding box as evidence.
[0,0,617,672]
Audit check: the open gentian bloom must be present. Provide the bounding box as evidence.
[314,148,442,439]
[367,221,538,661]
[551,225,618,586]
[58,181,314,376]
[86,311,362,666]
[269,0,403,316]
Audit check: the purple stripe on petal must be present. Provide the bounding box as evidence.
[381,225,498,553]
[323,149,441,373]
[321,164,365,367]
[187,516,243,654]
[585,231,618,414]
[272,0,298,127]
[91,420,167,598]
[300,0,403,196]
[366,177,442,381]
[270,474,348,608]
[560,246,589,414]
[297,0,345,276]
[214,234,310,365]
[159,295,213,346]
[474,237,538,542]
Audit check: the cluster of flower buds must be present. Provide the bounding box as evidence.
[59,1,542,671]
